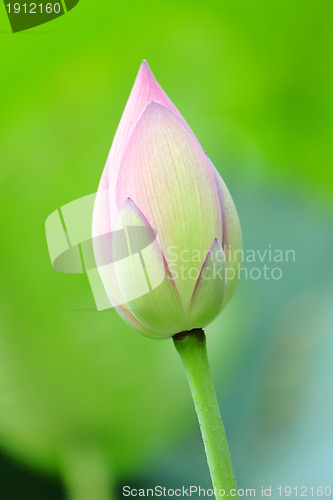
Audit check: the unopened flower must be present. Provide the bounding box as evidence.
[93,61,242,339]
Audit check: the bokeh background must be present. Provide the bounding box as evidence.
[0,0,332,498]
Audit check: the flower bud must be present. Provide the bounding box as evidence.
[93,61,242,339]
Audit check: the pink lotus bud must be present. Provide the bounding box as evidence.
[93,61,242,339]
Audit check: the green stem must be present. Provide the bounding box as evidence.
[173,328,238,500]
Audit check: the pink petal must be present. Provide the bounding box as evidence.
[110,198,184,337]
[115,101,223,308]
[208,157,243,306]
[187,238,227,329]
[93,61,186,239]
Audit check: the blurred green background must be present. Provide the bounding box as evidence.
[0,0,332,498]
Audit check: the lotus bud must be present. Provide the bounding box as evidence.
[93,61,242,339]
